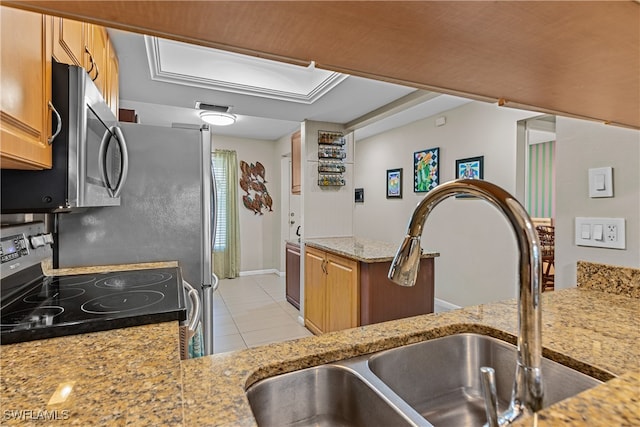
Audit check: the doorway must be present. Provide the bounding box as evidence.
[280,156,302,271]
[517,115,556,290]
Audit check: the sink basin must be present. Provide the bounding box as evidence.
[246,365,417,427]
[368,333,603,426]
[247,333,603,427]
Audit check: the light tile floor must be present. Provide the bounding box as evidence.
[213,274,312,353]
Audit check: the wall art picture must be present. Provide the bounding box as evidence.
[414,147,439,193]
[386,168,403,199]
[455,155,484,198]
[456,156,484,180]
[240,160,273,215]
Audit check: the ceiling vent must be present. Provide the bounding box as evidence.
[196,102,236,126]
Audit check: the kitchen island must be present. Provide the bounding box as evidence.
[304,237,439,334]
[1,262,638,426]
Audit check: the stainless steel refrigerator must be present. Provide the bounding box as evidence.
[55,122,217,356]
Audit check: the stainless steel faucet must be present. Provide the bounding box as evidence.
[388,179,544,426]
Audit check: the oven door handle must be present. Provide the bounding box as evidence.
[182,280,201,339]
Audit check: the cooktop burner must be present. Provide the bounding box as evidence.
[24,287,86,303]
[48,275,97,287]
[82,290,165,314]
[0,267,186,345]
[94,271,173,289]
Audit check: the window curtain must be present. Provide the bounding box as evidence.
[212,149,240,278]
[526,140,556,219]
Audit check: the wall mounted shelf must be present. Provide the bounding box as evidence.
[317,130,346,187]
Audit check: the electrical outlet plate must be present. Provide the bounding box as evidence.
[575,217,626,249]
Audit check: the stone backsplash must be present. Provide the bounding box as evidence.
[576,261,640,298]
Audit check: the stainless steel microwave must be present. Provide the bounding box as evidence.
[1,62,129,213]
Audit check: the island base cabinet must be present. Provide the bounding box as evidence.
[304,246,359,335]
[359,258,434,325]
[325,253,359,332]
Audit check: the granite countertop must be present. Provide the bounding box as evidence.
[304,236,440,263]
[0,322,184,425]
[180,287,640,426]
[41,258,179,276]
[2,262,638,426]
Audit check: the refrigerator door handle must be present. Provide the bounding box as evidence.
[212,273,219,292]
[183,280,202,338]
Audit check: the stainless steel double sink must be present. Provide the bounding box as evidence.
[246,333,603,426]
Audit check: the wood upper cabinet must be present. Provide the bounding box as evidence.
[106,37,119,118]
[291,130,301,194]
[0,6,53,169]
[52,16,85,67]
[86,24,108,97]
[304,245,359,335]
[53,19,119,116]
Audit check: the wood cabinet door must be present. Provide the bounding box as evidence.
[0,6,52,169]
[291,130,301,194]
[86,24,108,97]
[106,38,119,118]
[326,253,359,332]
[304,246,326,335]
[52,16,85,66]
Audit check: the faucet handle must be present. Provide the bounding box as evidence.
[480,366,500,427]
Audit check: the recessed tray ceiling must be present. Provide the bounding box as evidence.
[145,36,348,104]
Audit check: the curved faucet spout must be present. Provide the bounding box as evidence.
[388,179,544,424]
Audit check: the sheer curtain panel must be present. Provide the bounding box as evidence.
[212,149,240,278]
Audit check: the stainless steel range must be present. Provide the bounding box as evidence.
[0,222,187,345]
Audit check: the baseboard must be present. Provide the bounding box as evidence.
[239,268,281,277]
[434,298,461,313]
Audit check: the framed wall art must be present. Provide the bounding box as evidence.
[455,155,484,198]
[414,147,439,193]
[386,168,403,199]
[456,156,484,180]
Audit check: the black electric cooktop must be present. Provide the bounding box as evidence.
[0,267,187,345]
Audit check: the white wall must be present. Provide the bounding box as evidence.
[212,134,281,273]
[302,120,353,238]
[354,101,539,307]
[555,117,640,288]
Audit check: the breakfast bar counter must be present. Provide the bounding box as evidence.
[1,262,638,426]
[304,236,439,262]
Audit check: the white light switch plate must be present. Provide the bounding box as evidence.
[588,167,613,198]
[575,217,626,249]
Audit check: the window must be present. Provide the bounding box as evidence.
[212,154,227,251]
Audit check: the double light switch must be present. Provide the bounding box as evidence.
[575,217,626,249]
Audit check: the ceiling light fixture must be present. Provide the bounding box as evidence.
[196,102,237,126]
[199,111,237,126]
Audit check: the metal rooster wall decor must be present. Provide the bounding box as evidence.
[240,160,273,215]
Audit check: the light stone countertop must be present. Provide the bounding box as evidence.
[180,287,640,426]
[304,236,440,263]
[1,262,638,426]
[41,258,179,276]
